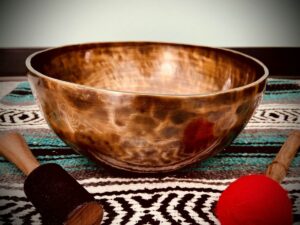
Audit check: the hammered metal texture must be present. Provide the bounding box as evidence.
[26,42,268,172]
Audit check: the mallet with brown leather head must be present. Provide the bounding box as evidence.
[0,132,103,225]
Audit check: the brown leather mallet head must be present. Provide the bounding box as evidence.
[0,132,103,225]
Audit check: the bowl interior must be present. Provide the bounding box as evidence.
[31,43,265,95]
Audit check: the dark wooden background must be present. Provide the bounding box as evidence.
[0,47,299,78]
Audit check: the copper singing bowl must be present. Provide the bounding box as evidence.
[26,42,268,173]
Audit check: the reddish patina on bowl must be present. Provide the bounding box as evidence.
[26,42,268,173]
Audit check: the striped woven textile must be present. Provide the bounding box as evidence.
[0,78,299,225]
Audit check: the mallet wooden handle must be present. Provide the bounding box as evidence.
[266,131,300,183]
[0,132,40,176]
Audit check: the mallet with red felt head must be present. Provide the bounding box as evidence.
[216,131,300,225]
[0,132,104,225]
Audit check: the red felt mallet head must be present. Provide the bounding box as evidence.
[216,131,300,225]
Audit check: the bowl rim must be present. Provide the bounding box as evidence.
[25,41,269,97]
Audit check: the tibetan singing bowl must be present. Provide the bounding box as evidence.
[26,42,268,173]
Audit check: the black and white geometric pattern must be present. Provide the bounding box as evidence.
[0,104,47,130]
[88,178,224,225]
[246,104,300,129]
[1,177,300,225]
[0,178,225,225]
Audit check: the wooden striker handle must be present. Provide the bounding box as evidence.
[266,130,300,183]
[0,132,40,176]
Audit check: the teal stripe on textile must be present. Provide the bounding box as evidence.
[0,162,23,175]
[267,79,300,85]
[221,153,276,157]
[1,82,34,103]
[265,90,299,94]
[189,155,300,171]
[262,92,300,101]
[36,155,81,159]
[0,157,102,175]
[38,157,99,168]
[24,135,68,149]
[15,81,31,90]
[202,156,271,166]
[232,134,285,146]
[2,154,299,175]
[1,94,35,103]
[264,79,300,101]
